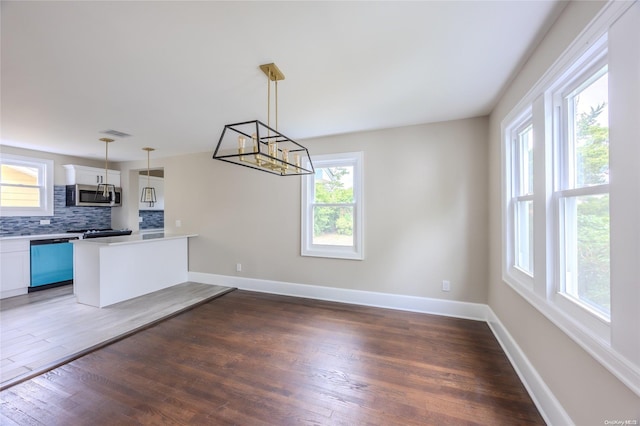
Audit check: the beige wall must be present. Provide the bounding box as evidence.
[488,1,640,423]
[120,117,489,302]
[0,145,106,185]
[10,3,638,420]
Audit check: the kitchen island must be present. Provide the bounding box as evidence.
[71,232,197,308]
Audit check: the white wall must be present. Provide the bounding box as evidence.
[120,117,489,303]
[488,1,640,424]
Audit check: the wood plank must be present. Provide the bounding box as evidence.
[0,290,544,424]
[0,282,233,388]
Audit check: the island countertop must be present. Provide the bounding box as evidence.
[72,232,196,308]
[71,232,197,246]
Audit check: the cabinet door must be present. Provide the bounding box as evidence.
[63,165,121,186]
[107,170,121,187]
[75,168,104,185]
[0,250,30,295]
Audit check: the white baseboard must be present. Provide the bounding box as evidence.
[1,288,28,300]
[189,271,571,425]
[486,308,573,426]
[188,272,488,321]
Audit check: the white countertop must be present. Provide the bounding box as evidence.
[71,232,197,246]
[0,233,84,241]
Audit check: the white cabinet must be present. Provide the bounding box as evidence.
[138,176,164,210]
[63,165,121,187]
[0,239,30,299]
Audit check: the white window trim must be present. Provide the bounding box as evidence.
[550,38,611,338]
[503,106,535,290]
[0,153,54,217]
[301,152,364,260]
[500,1,640,397]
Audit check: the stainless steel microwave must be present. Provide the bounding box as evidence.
[65,184,122,207]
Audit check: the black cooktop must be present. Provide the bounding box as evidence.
[67,228,132,239]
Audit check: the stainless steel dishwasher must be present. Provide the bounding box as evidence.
[30,237,78,291]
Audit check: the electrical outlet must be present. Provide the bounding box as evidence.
[236,263,242,272]
[138,217,143,223]
[175,219,182,228]
[442,280,451,292]
[39,219,51,225]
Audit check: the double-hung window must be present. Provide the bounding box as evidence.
[504,36,611,326]
[554,54,610,320]
[511,116,535,279]
[0,153,54,217]
[301,152,363,260]
[501,2,640,396]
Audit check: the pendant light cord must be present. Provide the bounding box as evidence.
[266,69,279,131]
[147,149,151,187]
[104,140,109,186]
[267,70,271,132]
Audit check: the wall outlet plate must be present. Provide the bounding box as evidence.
[442,280,451,292]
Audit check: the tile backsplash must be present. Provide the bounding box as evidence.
[139,210,164,230]
[0,186,111,236]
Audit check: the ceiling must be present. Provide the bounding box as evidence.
[1,1,564,162]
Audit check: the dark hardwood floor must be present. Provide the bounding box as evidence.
[0,290,544,425]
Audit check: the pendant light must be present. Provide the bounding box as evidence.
[140,147,157,207]
[213,63,314,176]
[96,138,116,206]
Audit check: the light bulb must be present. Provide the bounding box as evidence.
[237,135,246,161]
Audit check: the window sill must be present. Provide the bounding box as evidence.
[503,276,640,397]
[302,245,364,260]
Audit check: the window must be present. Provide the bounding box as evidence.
[301,152,363,260]
[508,115,534,280]
[500,2,640,397]
[0,154,54,217]
[555,60,610,319]
[503,37,611,327]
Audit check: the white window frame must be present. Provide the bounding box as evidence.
[504,108,535,289]
[500,0,640,397]
[550,38,611,334]
[0,153,54,217]
[301,152,364,260]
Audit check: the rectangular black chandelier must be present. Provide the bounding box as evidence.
[213,119,314,176]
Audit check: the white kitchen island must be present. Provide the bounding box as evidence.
[71,233,197,308]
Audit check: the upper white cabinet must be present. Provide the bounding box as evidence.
[63,165,121,187]
[139,175,164,210]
